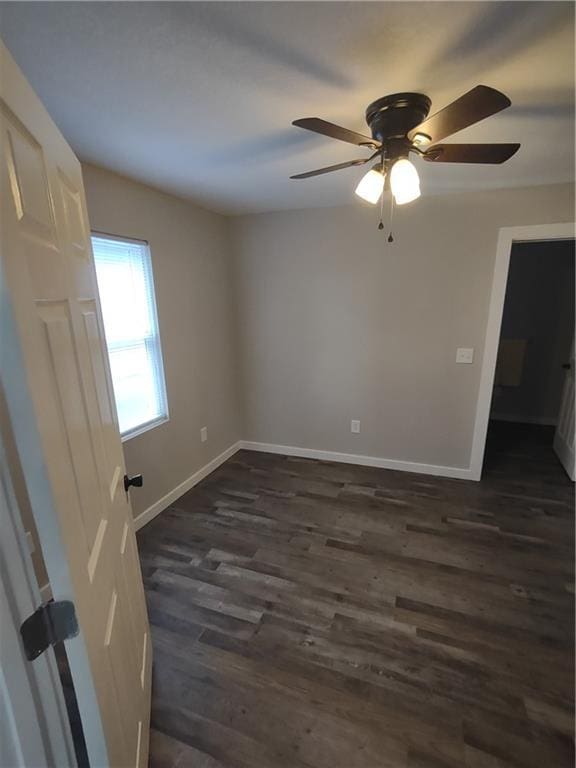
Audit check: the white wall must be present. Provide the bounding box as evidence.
[230,183,574,472]
[82,163,242,518]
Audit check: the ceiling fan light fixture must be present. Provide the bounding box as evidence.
[290,86,519,219]
[390,158,420,205]
[354,167,385,204]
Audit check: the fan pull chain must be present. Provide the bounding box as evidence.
[388,194,395,243]
[378,152,386,231]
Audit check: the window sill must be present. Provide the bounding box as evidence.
[121,415,169,443]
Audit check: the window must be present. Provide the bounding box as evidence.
[92,234,168,439]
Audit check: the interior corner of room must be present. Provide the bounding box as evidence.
[79,162,244,529]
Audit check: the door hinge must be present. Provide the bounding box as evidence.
[20,600,79,661]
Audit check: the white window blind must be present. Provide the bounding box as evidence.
[92,234,168,439]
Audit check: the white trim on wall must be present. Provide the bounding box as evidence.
[133,437,476,531]
[239,441,473,480]
[469,222,576,481]
[133,441,241,531]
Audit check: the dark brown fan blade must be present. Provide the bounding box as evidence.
[293,118,380,149]
[409,86,512,144]
[290,158,371,179]
[423,143,520,164]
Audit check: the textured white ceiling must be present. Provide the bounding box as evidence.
[1,1,573,214]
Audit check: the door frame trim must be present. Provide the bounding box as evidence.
[0,433,76,767]
[469,222,575,481]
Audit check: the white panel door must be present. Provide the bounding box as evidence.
[554,336,575,480]
[0,42,151,767]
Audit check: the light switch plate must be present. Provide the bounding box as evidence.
[456,347,474,364]
[200,426,208,443]
[351,419,360,434]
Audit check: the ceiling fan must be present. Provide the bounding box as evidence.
[290,86,520,207]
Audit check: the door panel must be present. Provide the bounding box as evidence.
[4,107,57,247]
[0,42,151,766]
[59,166,89,258]
[37,299,105,551]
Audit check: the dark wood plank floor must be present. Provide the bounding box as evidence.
[138,423,575,768]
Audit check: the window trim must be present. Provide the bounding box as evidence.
[120,413,169,443]
[91,230,169,442]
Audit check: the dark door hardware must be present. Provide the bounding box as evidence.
[562,363,572,370]
[124,473,143,492]
[20,600,79,661]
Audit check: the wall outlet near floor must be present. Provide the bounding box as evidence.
[351,419,361,434]
[200,426,208,443]
[456,347,474,364]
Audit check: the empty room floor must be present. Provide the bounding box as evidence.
[138,424,574,768]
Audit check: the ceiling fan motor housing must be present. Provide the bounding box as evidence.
[365,93,431,151]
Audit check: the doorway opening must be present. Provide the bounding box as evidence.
[470,223,575,480]
[485,238,575,477]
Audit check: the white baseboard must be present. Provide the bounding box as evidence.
[133,441,241,531]
[133,438,476,532]
[239,441,474,481]
[491,414,558,426]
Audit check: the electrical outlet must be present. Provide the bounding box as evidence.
[200,426,208,443]
[351,419,360,434]
[456,347,474,364]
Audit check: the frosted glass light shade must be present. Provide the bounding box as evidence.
[355,168,385,204]
[390,158,420,205]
